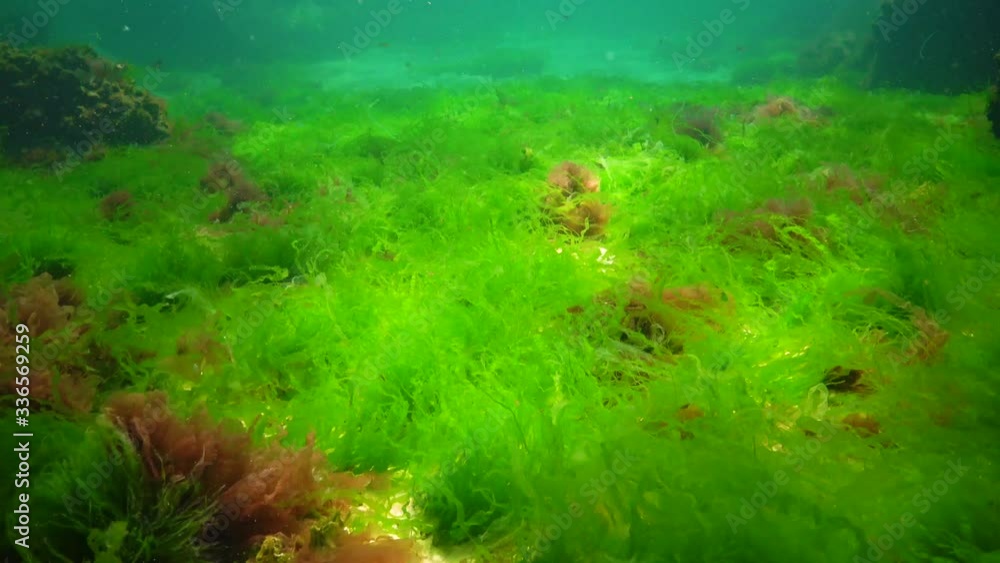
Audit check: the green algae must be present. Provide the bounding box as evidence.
[2,70,999,562]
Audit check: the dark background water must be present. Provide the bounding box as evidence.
[2,0,998,95]
[2,0,879,68]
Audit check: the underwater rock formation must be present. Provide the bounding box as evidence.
[865,0,1000,93]
[0,43,170,161]
[990,53,1000,139]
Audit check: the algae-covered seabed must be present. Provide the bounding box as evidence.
[2,58,1000,562]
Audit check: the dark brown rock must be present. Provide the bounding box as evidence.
[0,43,170,161]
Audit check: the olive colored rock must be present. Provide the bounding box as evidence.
[0,43,170,159]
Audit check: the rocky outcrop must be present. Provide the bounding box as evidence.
[0,43,170,162]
